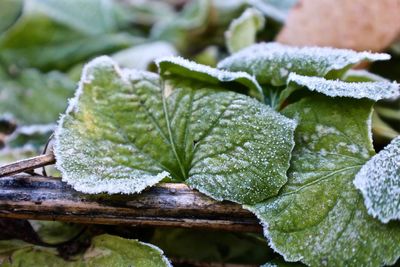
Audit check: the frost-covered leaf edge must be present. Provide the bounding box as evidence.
[156,56,265,102]
[286,72,400,101]
[354,136,400,223]
[54,56,170,194]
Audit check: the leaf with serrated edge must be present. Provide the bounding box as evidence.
[285,73,400,101]
[55,56,296,204]
[217,42,390,86]
[246,96,400,266]
[225,8,265,54]
[354,136,400,223]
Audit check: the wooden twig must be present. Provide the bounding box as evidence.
[0,175,261,232]
[0,153,55,177]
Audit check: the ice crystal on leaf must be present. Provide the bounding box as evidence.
[55,56,296,204]
[354,136,400,223]
[217,42,390,86]
[287,73,400,101]
[246,96,400,266]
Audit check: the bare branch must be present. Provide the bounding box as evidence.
[0,175,261,232]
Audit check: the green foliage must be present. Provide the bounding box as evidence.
[0,234,171,267]
[225,8,265,53]
[0,0,141,71]
[247,96,400,266]
[0,68,75,125]
[1,0,400,266]
[55,56,295,204]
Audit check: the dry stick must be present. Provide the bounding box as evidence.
[0,174,261,232]
[0,153,55,177]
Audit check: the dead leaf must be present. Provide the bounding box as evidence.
[277,0,400,51]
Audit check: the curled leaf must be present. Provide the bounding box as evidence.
[286,73,400,101]
[217,42,390,86]
[225,8,265,54]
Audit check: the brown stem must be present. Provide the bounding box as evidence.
[0,175,262,232]
[0,153,55,177]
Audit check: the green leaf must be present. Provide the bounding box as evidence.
[157,56,264,101]
[0,0,141,70]
[0,0,22,34]
[79,234,171,267]
[248,0,297,22]
[150,0,212,52]
[354,136,400,223]
[217,42,390,86]
[29,221,84,245]
[55,56,296,204]
[0,68,75,125]
[225,8,265,54]
[284,73,399,101]
[1,234,171,267]
[246,96,400,266]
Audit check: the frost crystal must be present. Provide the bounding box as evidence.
[354,136,400,223]
[218,42,390,85]
[288,73,400,101]
[55,56,296,203]
[156,56,264,100]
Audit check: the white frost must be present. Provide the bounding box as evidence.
[288,73,400,101]
[156,56,264,99]
[218,42,390,85]
[354,136,400,223]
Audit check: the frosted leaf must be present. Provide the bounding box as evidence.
[249,0,298,22]
[156,56,264,102]
[225,8,265,54]
[354,136,400,223]
[112,42,177,70]
[55,56,296,204]
[246,96,400,266]
[218,42,390,86]
[287,73,400,101]
[1,234,171,267]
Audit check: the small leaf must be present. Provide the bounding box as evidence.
[354,136,400,223]
[286,73,400,101]
[248,0,298,22]
[157,56,264,101]
[150,0,211,52]
[29,221,84,245]
[217,42,390,86]
[55,56,296,204]
[225,8,265,54]
[246,96,400,266]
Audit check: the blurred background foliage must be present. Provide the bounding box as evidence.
[0,0,399,266]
